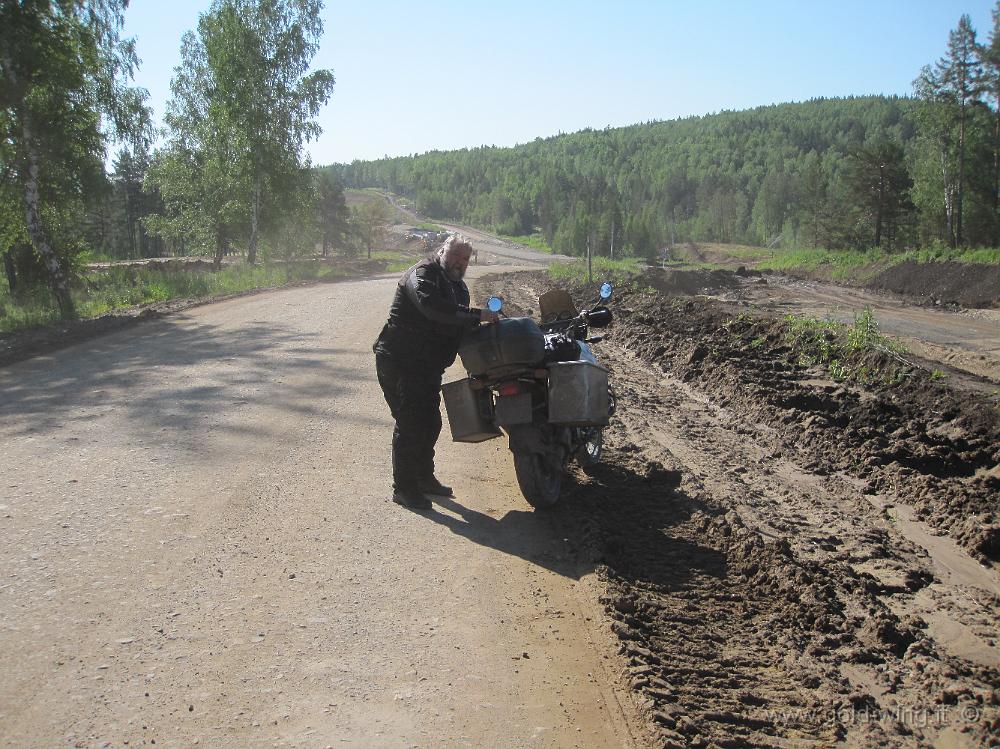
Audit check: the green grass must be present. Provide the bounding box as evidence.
[500,233,553,253]
[757,248,886,279]
[756,245,1000,279]
[415,222,444,232]
[369,249,417,273]
[547,256,643,286]
[893,246,1000,264]
[781,306,909,384]
[0,261,353,334]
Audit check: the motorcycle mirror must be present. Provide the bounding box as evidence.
[487,296,503,313]
[600,282,613,300]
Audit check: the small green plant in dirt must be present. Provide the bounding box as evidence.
[722,312,768,346]
[929,369,947,381]
[783,306,908,384]
[723,311,756,330]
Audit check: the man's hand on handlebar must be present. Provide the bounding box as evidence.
[480,310,500,324]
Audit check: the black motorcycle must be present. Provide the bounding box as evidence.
[442,283,614,507]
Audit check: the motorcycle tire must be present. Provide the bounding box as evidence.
[575,431,603,467]
[512,449,563,509]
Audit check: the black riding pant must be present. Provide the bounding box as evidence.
[375,353,443,492]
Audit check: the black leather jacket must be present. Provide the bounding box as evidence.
[373,257,484,371]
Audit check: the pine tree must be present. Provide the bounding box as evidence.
[917,15,983,246]
[979,2,1000,244]
[845,142,913,249]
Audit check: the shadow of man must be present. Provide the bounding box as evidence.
[419,494,585,580]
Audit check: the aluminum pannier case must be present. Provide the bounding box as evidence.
[442,378,502,442]
[547,361,610,426]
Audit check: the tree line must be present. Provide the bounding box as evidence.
[5,4,999,320]
[334,7,1000,261]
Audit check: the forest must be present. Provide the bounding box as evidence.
[334,12,1000,261]
[2,3,998,320]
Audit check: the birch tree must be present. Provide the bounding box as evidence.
[0,0,150,317]
[149,0,334,265]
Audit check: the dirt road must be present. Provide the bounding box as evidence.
[4,236,999,748]
[0,267,639,747]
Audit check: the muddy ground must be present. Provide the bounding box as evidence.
[475,269,1000,748]
[870,261,1000,310]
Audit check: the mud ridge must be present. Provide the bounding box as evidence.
[612,295,1000,564]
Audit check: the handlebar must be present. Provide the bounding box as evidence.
[539,306,613,336]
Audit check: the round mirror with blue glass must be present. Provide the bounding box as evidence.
[487,296,504,313]
[600,282,613,300]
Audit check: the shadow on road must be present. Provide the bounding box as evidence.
[421,456,725,592]
[0,316,380,448]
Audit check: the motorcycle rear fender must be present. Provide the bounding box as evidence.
[506,423,572,456]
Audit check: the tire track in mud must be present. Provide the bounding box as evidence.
[590,347,999,747]
[475,272,1000,748]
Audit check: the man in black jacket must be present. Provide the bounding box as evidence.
[373,237,498,510]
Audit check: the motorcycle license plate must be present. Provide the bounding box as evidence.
[494,393,533,426]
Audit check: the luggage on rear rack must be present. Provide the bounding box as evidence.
[458,318,545,378]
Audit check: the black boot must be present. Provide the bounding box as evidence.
[393,487,432,510]
[418,476,454,497]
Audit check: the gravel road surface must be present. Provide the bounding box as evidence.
[0,263,638,747]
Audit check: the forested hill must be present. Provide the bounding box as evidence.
[329,96,973,258]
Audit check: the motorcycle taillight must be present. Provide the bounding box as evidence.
[497,380,523,397]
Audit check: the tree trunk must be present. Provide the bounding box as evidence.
[4,43,75,317]
[994,101,999,245]
[940,142,956,247]
[247,176,261,264]
[874,164,886,248]
[214,230,226,270]
[3,250,16,294]
[23,129,75,317]
[955,105,965,247]
[956,104,966,246]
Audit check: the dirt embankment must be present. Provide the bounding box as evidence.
[868,261,1000,309]
[769,261,1000,310]
[475,271,1000,748]
[671,241,1000,309]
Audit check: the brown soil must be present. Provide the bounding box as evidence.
[869,260,1000,309]
[475,270,1000,748]
[670,242,1000,309]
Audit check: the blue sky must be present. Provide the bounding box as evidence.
[122,0,997,166]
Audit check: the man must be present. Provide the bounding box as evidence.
[373,237,499,510]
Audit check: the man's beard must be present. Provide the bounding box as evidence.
[444,264,465,281]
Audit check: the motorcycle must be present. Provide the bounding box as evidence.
[442,282,615,508]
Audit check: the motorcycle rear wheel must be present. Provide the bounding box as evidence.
[512,449,562,508]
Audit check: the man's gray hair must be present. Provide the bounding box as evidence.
[438,234,472,258]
